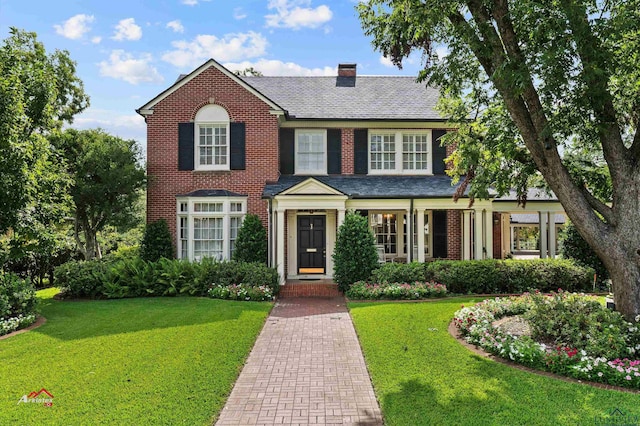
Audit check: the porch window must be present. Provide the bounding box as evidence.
[176,197,245,261]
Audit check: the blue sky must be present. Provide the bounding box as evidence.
[1,0,427,154]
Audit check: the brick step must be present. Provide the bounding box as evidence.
[278,282,342,298]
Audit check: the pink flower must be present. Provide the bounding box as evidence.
[625,375,632,380]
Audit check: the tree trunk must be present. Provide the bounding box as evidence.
[608,260,640,322]
[84,226,96,260]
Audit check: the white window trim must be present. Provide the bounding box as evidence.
[295,129,327,175]
[176,196,246,261]
[423,210,433,258]
[194,122,230,171]
[368,129,433,175]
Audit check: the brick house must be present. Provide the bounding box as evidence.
[137,59,565,282]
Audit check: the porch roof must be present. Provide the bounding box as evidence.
[262,175,475,199]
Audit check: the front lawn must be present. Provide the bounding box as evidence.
[349,298,639,426]
[0,288,271,425]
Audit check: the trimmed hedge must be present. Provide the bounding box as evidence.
[425,259,595,294]
[0,272,38,336]
[372,262,427,284]
[55,257,280,300]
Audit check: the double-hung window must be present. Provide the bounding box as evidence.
[194,105,230,171]
[295,130,326,174]
[369,130,432,174]
[176,197,246,261]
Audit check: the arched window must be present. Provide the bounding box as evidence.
[194,105,230,171]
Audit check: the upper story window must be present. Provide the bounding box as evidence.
[369,130,432,174]
[295,130,327,175]
[194,105,230,171]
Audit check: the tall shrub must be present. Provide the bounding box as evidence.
[332,212,378,292]
[232,214,267,264]
[559,222,609,286]
[140,219,174,262]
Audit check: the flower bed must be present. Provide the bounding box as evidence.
[346,281,447,300]
[208,284,275,301]
[453,291,640,389]
[1,272,38,336]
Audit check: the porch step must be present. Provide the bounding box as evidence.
[279,282,342,298]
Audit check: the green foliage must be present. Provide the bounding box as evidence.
[0,271,37,318]
[0,28,89,233]
[526,291,640,360]
[140,219,174,262]
[346,281,447,300]
[559,222,609,285]
[332,212,378,291]
[52,128,146,260]
[425,259,594,294]
[208,284,275,301]
[371,262,426,284]
[55,257,279,300]
[232,214,267,264]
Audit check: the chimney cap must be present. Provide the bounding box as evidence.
[338,63,357,69]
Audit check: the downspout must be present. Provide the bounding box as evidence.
[267,199,273,267]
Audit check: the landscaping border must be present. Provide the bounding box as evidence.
[0,316,46,341]
[448,319,640,395]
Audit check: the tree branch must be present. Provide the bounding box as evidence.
[581,186,615,225]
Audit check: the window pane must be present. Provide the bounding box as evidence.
[297,132,325,172]
[370,134,396,170]
[193,217,223,260]
[402,133,429,171]
[198,125,227,167]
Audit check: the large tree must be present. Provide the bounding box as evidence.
[359,0,640,319]
[53,129,146,260]
[0,28,89,233]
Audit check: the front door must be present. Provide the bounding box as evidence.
[297,215,326,274]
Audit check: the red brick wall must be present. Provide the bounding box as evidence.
[145,66,279,242]
[447,210,462,260]
[341,128,354,175]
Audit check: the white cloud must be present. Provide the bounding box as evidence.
[233,8,247,20]
[112,18,142,41]
[265,0,332,30]
[98,50,163,84]
[224,59,335,76]
[91,36,102,44]
[162,32,268,69]
[181,0,211,5]
[379,55,394,67]
[166,20,184,33]
[54,14,94,40]
[72,108,147,155]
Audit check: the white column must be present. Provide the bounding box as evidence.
[276,209,286,283]
[462,210,471,260]
[485,209,493,259]
[337,208,346,228]
[417,209,426,262]
[539,211,548,259]
[406,209,412,262]
[548,212,556,258]
[474,209,484,259]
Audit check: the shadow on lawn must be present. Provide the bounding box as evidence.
[379,357,626,426]
[31,296,272,341]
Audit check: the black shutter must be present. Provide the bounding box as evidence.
[279,128,295,175]
[178,122,195,171]
[432,210,448,258]
[354,129,368,174]
[230,122,246,170]
[327,129,342,174]
[432,129,447,175]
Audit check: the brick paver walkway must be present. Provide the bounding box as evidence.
[215,294,383,426]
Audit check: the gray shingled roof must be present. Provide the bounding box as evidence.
[262,175,471,199]
[242,76,441,120]
[511,213,566,224]
[494,188,558,202]
[176,189,246,197]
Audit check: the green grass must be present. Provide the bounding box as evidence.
[349,298,639,426]
[0,289,271,425]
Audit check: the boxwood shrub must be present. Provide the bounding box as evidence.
[371,262,425,284]
[425,258,594,294]
[55,257,280,300]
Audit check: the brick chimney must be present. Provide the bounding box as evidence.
[338,63,356,77]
